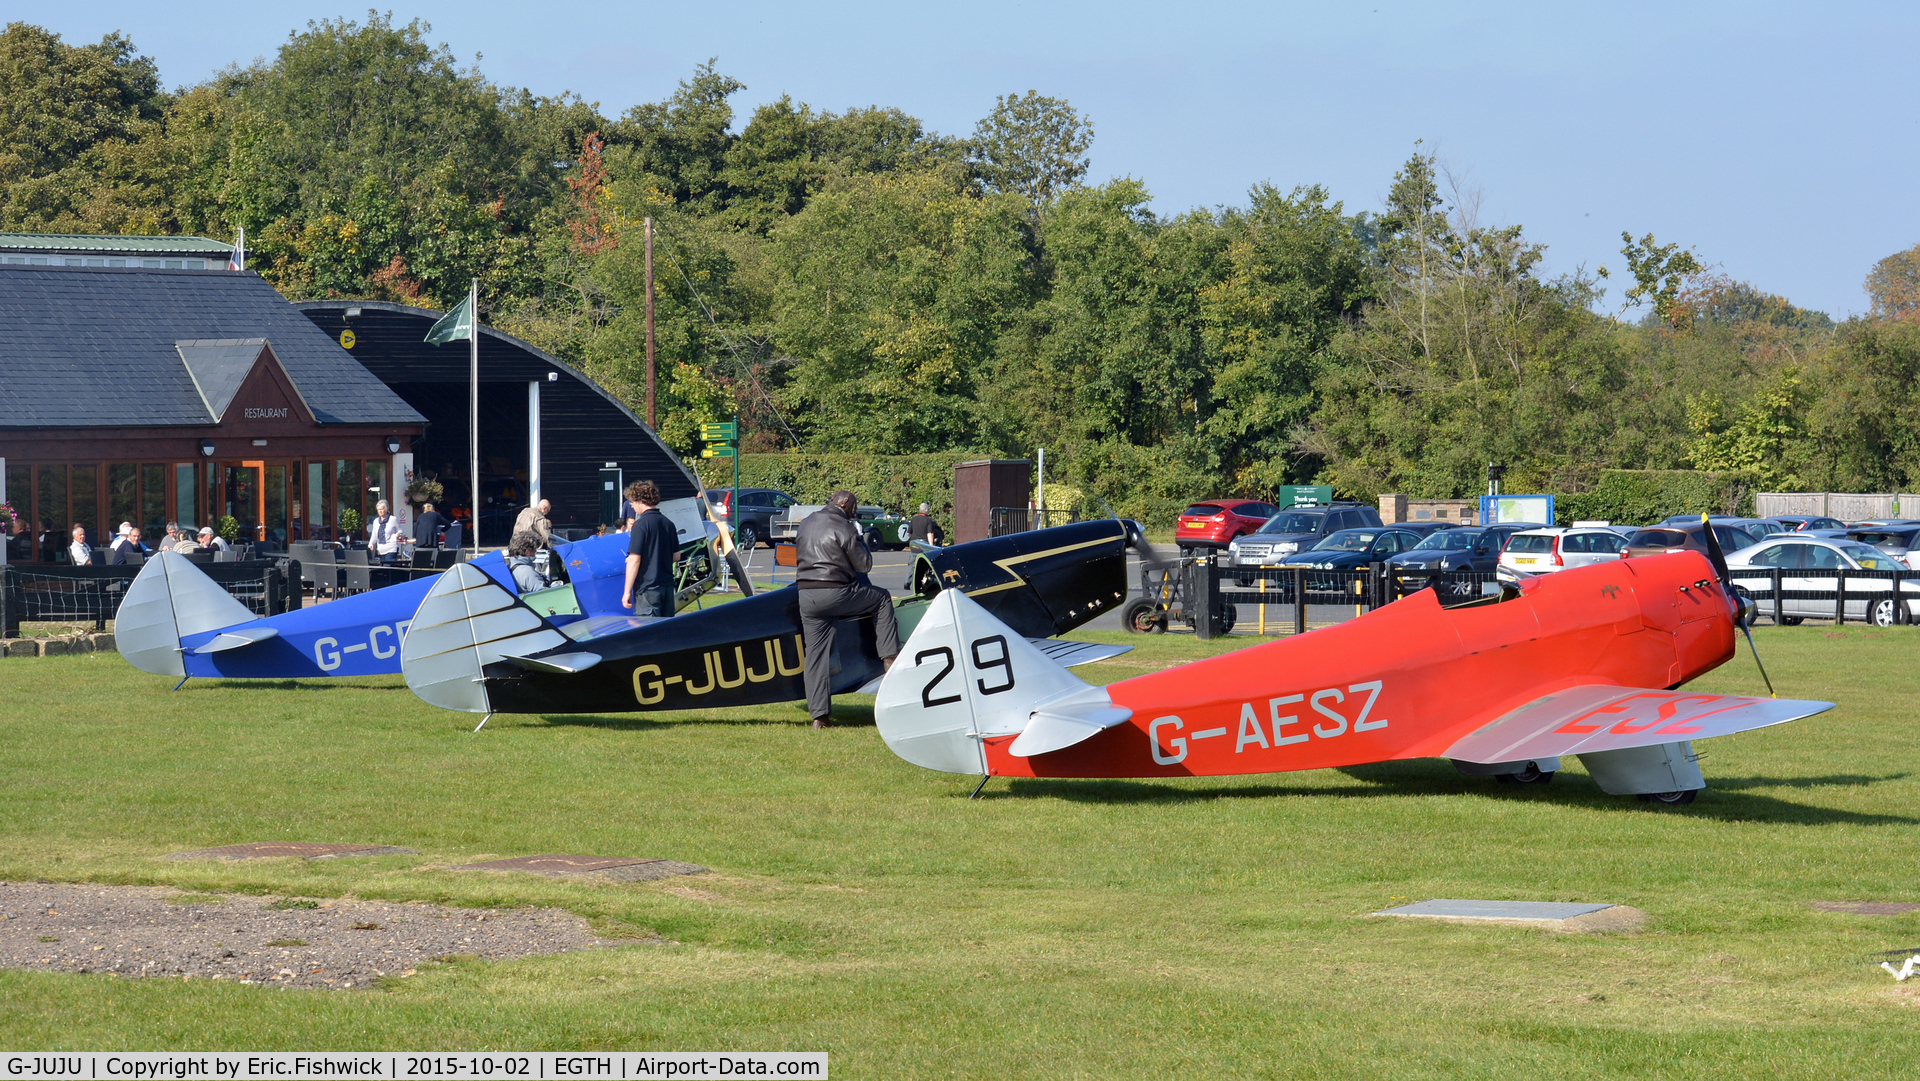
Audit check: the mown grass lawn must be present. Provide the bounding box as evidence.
[0,623,1916,1077]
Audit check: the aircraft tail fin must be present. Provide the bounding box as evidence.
[400,561,571,713]
[874,589,1132,775]
[117,551,262,676]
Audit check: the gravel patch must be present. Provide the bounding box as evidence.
[0,882,641,990]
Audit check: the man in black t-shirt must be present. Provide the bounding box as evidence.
[622,480,678,617]
[908,503,943,546]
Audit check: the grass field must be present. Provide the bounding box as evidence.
[1,623,1917,1077]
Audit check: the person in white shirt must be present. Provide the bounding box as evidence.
[197,526,230,553]
[68,525,92,566]
[367,500,406,564]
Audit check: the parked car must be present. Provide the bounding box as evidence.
[705,487,798,550]
[1845,525,1920,569]
[1726,536,1920,626]
[1226,503,1384,569]
[1385,523,1550,596]
[1236,523,1445,587]
[1176,499,1281,550]
[1625,522,1767,560]
[1249,526,1436,597]
[1497,526,1629,579]
[1764,528,1851,541]
[1766,515,1847,532]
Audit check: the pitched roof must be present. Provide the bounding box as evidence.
[0,266,424,429]
[0,233,233,256]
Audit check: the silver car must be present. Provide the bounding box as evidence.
[1726,536,1920,626]
[1496,526,1628,579]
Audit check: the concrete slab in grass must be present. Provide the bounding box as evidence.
[449,855,707,882]
[1373,899,1646,933]
[166,842,420,861]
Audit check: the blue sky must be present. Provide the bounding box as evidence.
[35,1,1919,317]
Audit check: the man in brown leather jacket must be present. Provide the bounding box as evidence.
[796,490,900,728]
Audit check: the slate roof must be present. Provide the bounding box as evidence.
[0,233,233,256]
[0,266,425,428]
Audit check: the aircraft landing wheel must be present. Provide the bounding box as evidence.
[1637,789,1699,806]
[1123,598,1164,635]
[1494,764,1555,784]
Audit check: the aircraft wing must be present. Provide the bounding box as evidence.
[1444,685,1834,765]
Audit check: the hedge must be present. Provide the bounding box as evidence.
[1556,470,1760,526]
[691,452,990,516]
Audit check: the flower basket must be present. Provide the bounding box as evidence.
[406,478,445,506]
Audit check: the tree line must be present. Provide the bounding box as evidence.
[6,16,1918,523]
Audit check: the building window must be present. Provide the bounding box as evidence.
[175,463,198,536]
[143,259,163,268]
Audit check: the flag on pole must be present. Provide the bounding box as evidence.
[424,295,475,344]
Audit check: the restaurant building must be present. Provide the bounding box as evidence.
[0,239,703,562]
[0,262,425,562]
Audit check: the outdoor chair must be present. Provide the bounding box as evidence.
[338,548,371,595]
[300,547,338,600]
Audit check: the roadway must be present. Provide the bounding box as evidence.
[728,544,1374,637]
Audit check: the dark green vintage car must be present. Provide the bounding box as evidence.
[856,506,913,550]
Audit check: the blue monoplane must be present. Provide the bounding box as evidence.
[117,499,720,684]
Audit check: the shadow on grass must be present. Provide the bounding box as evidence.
[1710,772,1911,790]
[989,760,1920,824]
[211,681,347,692]
[533,703,877,731]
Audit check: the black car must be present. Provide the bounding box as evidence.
[1225,503,1385,570]
[1384,523,1549,595]
[1248,525,1446,598]
[705,487,798,550]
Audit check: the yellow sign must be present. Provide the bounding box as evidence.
[339,329,357,349]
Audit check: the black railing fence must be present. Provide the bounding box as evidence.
[1170,557,1918,639]
[1190,552,1505,637]
[2,559,301,637]
[1726,566,1919,626]
[990,508,1079,536]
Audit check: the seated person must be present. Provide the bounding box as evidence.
[506,529,548,594]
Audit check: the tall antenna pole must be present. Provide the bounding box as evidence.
[644,217,657,429]
[469,277,480,552]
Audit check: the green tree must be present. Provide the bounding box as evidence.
[968,91,1093,206]
[1683,371,1806,486]
[1302,152,1629,499]
[1198,184,1371,491]
[1865,242,1920,321]
[0,23,172,232]
[1619,231,1703,326]
[768,171,1032,452]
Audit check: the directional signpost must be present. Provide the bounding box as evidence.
[702,420,741,587]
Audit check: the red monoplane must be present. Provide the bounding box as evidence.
[874,536,1831,804]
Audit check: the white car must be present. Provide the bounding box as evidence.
[1726,536,1920,626]
[1496,527,1628,579]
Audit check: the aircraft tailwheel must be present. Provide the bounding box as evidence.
[1123,598,1164,635]
[1637,789,1699,805]
[1493,764,1555,784]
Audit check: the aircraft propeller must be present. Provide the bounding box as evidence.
[1701,513,1776,698]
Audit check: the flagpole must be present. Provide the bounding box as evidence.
[469,277,479,553]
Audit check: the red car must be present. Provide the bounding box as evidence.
[1176,499,1281,550]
